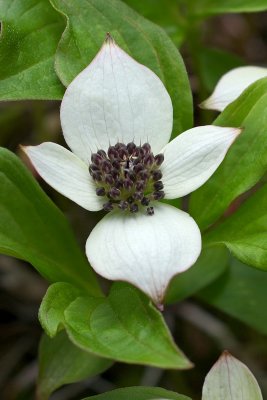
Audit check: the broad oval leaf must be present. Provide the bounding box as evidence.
[0,0,65,100]
[199,257,267,335]
[64,283,192,369]
[82,386,191,400]
[49,0,193,136]
[37,331,112,400]
[0,148,100,295]
[190,77,267,230]
[204,184,267,270]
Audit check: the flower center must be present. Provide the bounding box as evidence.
[89,142,165,215]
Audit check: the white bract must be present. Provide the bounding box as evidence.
[201,66,267,111]
[24,35,241,306]
[202,351,263,400]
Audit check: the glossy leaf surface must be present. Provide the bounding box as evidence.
[0,148,100,295]
[0,0,65,99]
[199,258,267,335]
[37,331,111,400]
[204,184,267,270]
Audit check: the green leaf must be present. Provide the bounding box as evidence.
[37,331,112,400]
[189,0,267,17]
[82,386,191,400]
[166,246,229,304]
[39,282,84,337]
[39,282,191,368]
[190,77,267,230]
[64,283,192,369]
[204,184,267,270]
[199,257,267,335]
[202,351,263,400]
[49,0,193,136]
[0,148,100,295]
[122,0,186,46]
[0,0,65,100]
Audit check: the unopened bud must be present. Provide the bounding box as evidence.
[147,206,154,216]
[133,191,143,201]
[154,181,164,191]
[105,174,114,185]
[107,146,118,160]
[96,187,106,196]
[136,180,145,191]
[152,170,162,181]
[141,197,150,206]
[92,171,102,181]
[91,153,102,165]
[127,142,136,154]
[101,160,112,173]
[139,170,148,180]
[134,163,143,174]
[142,143,151,153]
[155,153,164,166]
[109,187,121,198]
[144,154,154,166]
[118,200,128,210]
[130,203,139,213]
[124,178,134,190]
[118,148,128,159]
[112,160,121,170]
[97,149,107,158]
[153,190,165,200]
[103,201,113,212]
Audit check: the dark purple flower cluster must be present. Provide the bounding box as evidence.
[88,142,165,215]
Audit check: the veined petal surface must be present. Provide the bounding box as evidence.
[86,203,201,304]
[201,66,267,111]
[202,351,263,400]
[24,142,103,211]
[60,37,173,163]
[161,126,241,199]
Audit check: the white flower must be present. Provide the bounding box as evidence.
[23,35,241,306]
[201,66,267,112]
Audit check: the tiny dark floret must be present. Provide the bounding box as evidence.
[147,206,154,216]
[89,142,165,215]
